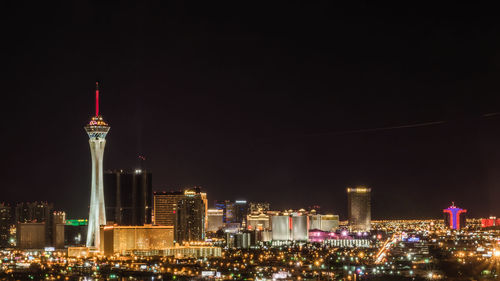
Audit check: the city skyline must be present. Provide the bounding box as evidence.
[4,4,500,281]
[4,4,500,220]
[2,79,494,220]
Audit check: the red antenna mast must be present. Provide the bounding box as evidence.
[95,82,100,116]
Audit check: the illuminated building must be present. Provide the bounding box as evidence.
[14,201,54,247]
[175,189,207,243]
[325,238,371,247]
[65,219,87,246]
[234,200,248,225]
[291,215,308,240]
[15,206,66,249]
[481,217,500,228]
[100,225,174,256]
[52,211,65,249]
[308,229,335,243]
[0,203,12,248]
[207,209,224,232]
[84,82,110,248]
[200,191,208,230]
[67,246,90,257]
[17,222,45,249]
[309,214,339,231]
[249,202,270,214]
[104,169,152,225]
[72,243,221,258]
[153,191,184,226]
[309,213,322,229]
[247,212,271,231]
[154,187,207,228]
[271,214,309,241]
[215,200,248,225]
[224,223,241,233]
[272,215,289,240]
[443,203,467,230]
[256,229,272,242]
[308,230,371,247]
[215,200,234,223]
[226,232,251,249]
[162,245,222,258]
[347,186,371,232]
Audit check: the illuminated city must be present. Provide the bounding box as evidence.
[4,4,500,281]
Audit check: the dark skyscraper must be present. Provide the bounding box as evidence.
[104,169,152,226]
[215,200,232,223]
[347,187,371,232]
[215,200,248,225]
[0,203,13,248]
[15,202,53,223]
[233,200,248,225]
[174,190,206,243]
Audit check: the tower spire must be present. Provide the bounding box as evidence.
[95,82,99,117]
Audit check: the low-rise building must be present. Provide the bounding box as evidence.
[17,222,45,249]
[100,225,174,256]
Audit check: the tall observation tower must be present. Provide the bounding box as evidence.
[84,82,110,248]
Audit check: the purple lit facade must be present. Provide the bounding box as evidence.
[443,203,467,230]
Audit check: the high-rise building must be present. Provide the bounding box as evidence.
[215,200,248,225]
[215,200,233,223]
[207,209,224,232]
[17,223,46,249]
[226,232,252,249]
[200,192,208,230]
[247,212,271,231]
[153,191,185,226]
[104,169,152,226]
[443,203,467,230]
[271,214,309,241]
[175,190,206,243]
[347,186,371,232]
[15,202,53,246]
[52,211,66,249]
[0,203,13,248]
[234,200,248,226]
[85,82,110,248]
[15,202,53,223]
[309,214,339,232]
[153,187,207,227]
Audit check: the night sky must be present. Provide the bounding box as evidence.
[4,3,500,219]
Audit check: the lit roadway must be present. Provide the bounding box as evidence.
[374,233,399,264]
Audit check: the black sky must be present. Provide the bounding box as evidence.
[4,3,500,219]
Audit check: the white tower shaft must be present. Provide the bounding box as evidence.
[86,138,107,248]
[84,82,109,250]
